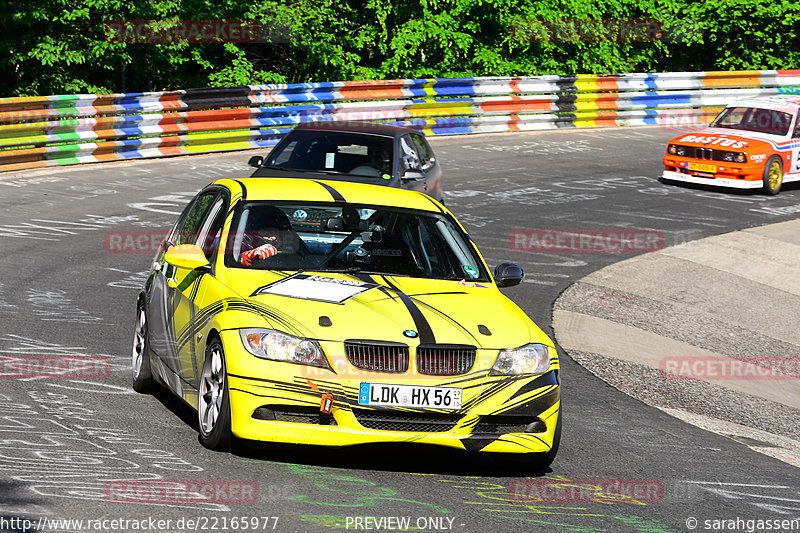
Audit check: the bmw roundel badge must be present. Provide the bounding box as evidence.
[403,330,418,338]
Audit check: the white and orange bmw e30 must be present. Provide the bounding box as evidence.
[663,95,800,194]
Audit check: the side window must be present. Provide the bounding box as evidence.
[794,114,800,138]
[410,134,434,169]
[174,192,217,246]
[270,140,298,166]
[196,197,226,261]
[399,135,422,171]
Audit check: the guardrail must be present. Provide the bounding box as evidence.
[1,70,799,172]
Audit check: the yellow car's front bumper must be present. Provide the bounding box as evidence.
[230,391,559,454]
[224,328,560,454]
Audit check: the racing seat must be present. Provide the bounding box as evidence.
[240,206,308,266]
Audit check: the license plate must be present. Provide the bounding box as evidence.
[688,162,716,173]
[358,383,462,409]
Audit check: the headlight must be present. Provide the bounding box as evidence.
[239,328,330,369]
[491,343,554,375]
[722,152,735,162]
[671,145,688,157]
[735,153,746,163]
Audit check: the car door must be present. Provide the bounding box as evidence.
[169,193,227,395]
[149,190,219,388]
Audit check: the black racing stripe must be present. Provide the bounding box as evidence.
[349,273,376,284]
[380,276,435,344]
[495,386,559,417]
[224,297,313,337]
[189,276,202,300]
[312,180,346,202]
[175,270,204,293]
[410,297,480,345]
[174,303,223,353]
[234,179,247,200]
[376,286,398,302]
[372,291,467,302]
[508,370,559,400]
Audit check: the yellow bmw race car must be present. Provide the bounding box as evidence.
[132,177,560,464]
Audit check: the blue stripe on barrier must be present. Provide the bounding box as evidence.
[630,92,693,106]
[643,74,660,92]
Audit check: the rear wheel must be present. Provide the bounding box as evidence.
[763,156,783,195]
[132,300,154,393]
[198,339,232,450]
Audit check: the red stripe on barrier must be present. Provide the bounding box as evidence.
[595,75,621,92]
[338,79,408,100]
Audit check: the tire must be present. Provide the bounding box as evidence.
[763,156,783,195]
[132,300,154,393]
[198,338,232,450]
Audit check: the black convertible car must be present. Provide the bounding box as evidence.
[248,122,444,202]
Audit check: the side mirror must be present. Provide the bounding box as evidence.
[402,169,425,180]
[494,262,524,287]
[248,155,264,168]
[164,244,211,271]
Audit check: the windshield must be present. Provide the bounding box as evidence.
[265,130,394,178]
[711,106,793,136]
[224,202,488,281]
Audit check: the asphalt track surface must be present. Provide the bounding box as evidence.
[0,126,799,533]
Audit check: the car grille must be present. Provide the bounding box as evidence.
[676,145,742,162]
[345,340,409,373]
[353,409,462,432]
[416,345,476,376]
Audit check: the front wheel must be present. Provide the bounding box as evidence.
[132,300,154,393]
[198,339,232,450]
[763,156,783,195]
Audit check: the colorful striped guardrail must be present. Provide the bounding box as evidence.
[1,69,799,172]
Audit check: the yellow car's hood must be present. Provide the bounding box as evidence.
[218,270,547,349]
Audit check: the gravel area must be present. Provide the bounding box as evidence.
[564,348,800,443]
[557,281,800,361]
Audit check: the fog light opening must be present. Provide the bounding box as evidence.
[525,419,547,433]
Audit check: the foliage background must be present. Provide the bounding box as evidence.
[2,0,798,96]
